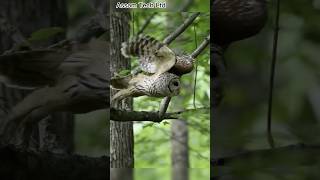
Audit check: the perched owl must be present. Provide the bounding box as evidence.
[111,35,194,103]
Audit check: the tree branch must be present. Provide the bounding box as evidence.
[211,143,320,167]
[137,12,157,35]
[111,107,209,122]
[0,144,108,180]
[267,0,281,149]
[111,108,179,122]
[191,34,210,58]
[163,12,200,45]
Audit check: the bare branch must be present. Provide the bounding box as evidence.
[111,108,179,122]
[110,107,209,122]
[267,0,281,149]
[191,34,210,58]
[163,12,200,45]
[137,12,157,35]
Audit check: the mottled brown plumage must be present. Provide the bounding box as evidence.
[212,0,268,46]
[112,35,195,103]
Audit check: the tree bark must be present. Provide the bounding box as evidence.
[110,11,134,180]
[0,0,73,153]
[171,119,189,180]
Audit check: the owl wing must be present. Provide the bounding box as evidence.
[0,49,69,88]
[0,39,106,89]
[121,34,176,75]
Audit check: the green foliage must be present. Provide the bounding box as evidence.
[129,0,209,12]
[74,110,107,157]
[217,1,320,178]
[28,27,65,43]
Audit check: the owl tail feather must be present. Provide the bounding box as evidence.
[121,34,164,58]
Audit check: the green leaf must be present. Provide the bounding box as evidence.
[162,121,170,126]
[118,69,131,76]
[28,27,65,42]
[142,123,154,129]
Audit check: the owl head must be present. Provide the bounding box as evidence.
[169,54,194,76]
[151,72,180,97]
[167,77,180,96]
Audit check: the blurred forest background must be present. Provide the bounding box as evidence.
[214,0,320,179]
[120,12,210,179]
[130,0,209,12]
[67,0,106,157]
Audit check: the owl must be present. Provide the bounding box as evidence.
[111,72,180,103]
[0,39,108,136]
[111,35,188,103]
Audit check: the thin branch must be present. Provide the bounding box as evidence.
[193,25,198,109]
[110,107,209,122]
[137,12,157,35]
[267,0,281,149]
[163,12,200,45]
[111,108,179,122]
[191,34,210,58]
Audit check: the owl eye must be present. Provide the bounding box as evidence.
[172,81,179,86]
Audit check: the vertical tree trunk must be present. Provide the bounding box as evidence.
[110,11,134,180]
[0,0,73,153]
[171,119,189,180]
[168,13,189,180]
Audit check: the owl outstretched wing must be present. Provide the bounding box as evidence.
[0,39,105,89]
[121,34,176,75]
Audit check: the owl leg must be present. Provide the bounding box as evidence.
[111,87,137,105]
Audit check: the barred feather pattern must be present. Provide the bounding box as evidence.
[121,34,173,74]
[121,34,164,58]
[111,72,180,103]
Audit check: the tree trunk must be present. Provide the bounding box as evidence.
[171,119,189,180]
[110,11,134,180]
[0,0,74,153]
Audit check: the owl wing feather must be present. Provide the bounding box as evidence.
[121,34,176,75]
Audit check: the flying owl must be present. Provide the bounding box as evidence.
[111,72,180,103]
[111,35,194,103]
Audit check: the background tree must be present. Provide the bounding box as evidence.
[212,0,320,179]
[0,0,108,179]
[110,11,134,180]
[0,0,73,154]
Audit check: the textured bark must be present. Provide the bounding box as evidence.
[110,11,133,180]
[0,0,73,153]
[111,108,180,122]
[171,119,189,180]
